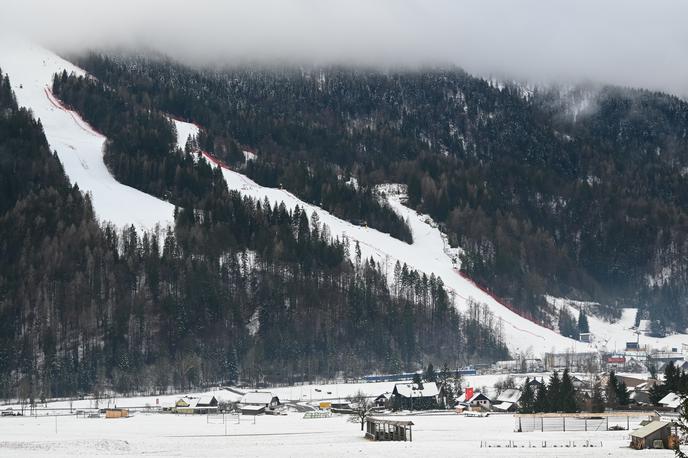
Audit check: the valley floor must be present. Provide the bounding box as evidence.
[0,411,666,457]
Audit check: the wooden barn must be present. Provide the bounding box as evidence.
[240,391,280,410]
[105,408,129,419]
[391,382,439,410]
[174,395,218,414]
[630,421,675,450]
[365,417,414,442]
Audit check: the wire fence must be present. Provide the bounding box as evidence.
[515,413,650,432]
[481,440,604,448]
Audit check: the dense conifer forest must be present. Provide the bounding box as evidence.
[71,53,688,331]
[0,69,508,400]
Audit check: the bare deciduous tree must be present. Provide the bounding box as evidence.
[348,390,373,431]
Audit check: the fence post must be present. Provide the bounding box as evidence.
[563,416,566,432]
[541,416,544,432]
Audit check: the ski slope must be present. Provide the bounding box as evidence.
[166,120,589,354]
[0,41,642,355]
[0,40,174,231]
[548,296,688,353]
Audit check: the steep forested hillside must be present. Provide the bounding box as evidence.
[72,53,688,331]
[0,69,507,400]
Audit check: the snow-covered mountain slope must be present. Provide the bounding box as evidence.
[0,42,630,355]
[0,41,174,231]
[547,296,688,353]
[167,121,589,355]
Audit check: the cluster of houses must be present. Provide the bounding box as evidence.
[489,345,688,376]
[366,371,687,416]
[163,391,281,416]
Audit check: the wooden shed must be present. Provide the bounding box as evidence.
[365,417,414,442]
[105,408,129,419]
[630,421,674,449]
[241,404,265,416]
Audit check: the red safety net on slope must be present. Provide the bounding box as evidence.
[455,269,550,329]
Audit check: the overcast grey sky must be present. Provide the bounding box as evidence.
[2,0,687,95]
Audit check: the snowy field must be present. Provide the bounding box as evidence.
[0,411,666,457]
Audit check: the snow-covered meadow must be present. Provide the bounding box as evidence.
[0,409,665,457]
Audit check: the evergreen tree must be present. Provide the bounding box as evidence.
[606,371,619,408]
[534,383,548,413]
[591,377,605,413]
[519,377,535,414]
[412,373,424,389]
[577,310,590,334]
[424,363,437,383]
[558,309,578,340]
[560,369,578,413]
[616,380,630,406]
[227,349,239,384]
[548,371,562,412]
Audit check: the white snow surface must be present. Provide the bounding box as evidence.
[0,41,174,231]
[171,118,199,151]
[161,128,592,354]
[0,406,663,457]
[548,296,688,353]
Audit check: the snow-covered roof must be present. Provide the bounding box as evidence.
[457,391,491,403]
[492,402,514,412]
[177,397,199,408]
[631,421,671,438]
[198,395,216,406]
[393,382,439,398]
[659,392,682,409]
[241,404,265,413]
[496,389,521,403]
[241,391,277,405]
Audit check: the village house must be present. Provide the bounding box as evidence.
[578,332,592,343]
[456,390,492,411]
[658,392,682,412]
[240,404,266,416]
[174,395,218,414]
[374,392,390,408]
[526,378,545,390]
[492,388,521,412]
[240,391,280,410]
[544,352,599,372]
[391,382,439,410]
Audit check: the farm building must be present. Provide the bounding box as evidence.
[629,390,651,405]
[364,417,414,442]
[630,421,675,449]
[492,388,521,412]
[544,351,598,371]
[374,393,390,408]
[174,396,218,414]
[105,408,129,419]
[526,378,545,390]
[658,392,682,411]
[330,400,352,413]
[241,405,266,416]
[456,390,492,410]
[240,391,280,410]
[391,382,439,410]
